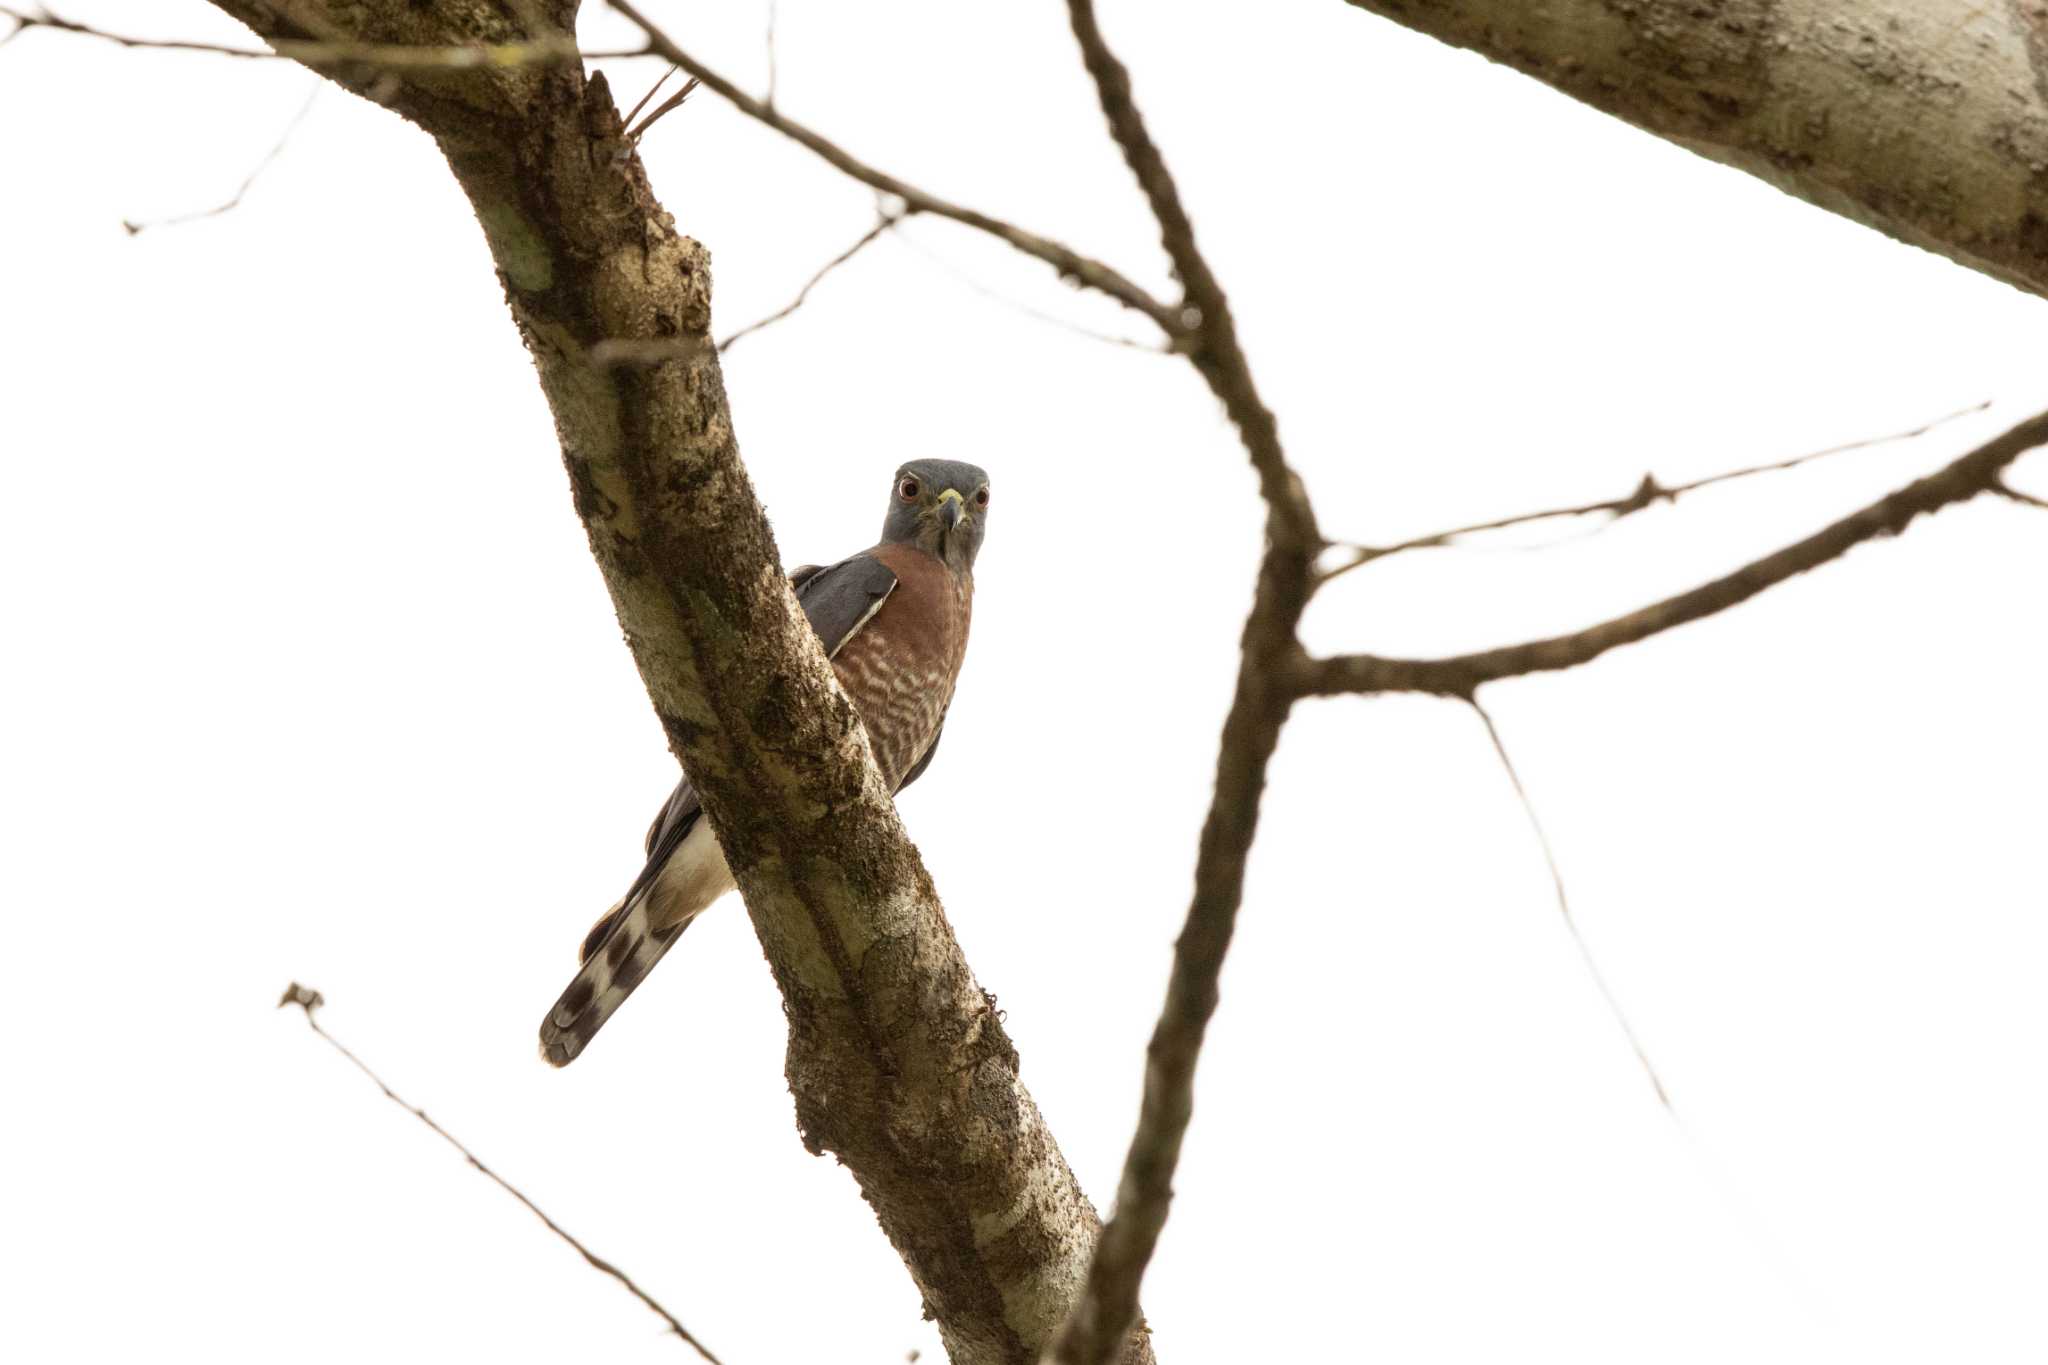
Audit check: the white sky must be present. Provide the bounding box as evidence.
[4,3,2047,1362]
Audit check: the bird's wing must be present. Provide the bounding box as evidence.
[791,551,899,658]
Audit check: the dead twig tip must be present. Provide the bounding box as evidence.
[278,981,324,1013]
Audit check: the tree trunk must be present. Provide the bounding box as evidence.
[198,4,1151,1362]
[1343,0,2048,301]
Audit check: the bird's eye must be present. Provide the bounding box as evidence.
[898,477,920,501]
[974,487,990,508]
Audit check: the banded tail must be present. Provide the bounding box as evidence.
[538,893,692,1066]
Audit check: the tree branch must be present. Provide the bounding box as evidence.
[276,984,724,1364]
[1338,0,2048,304]
[1319,400,1992,582]
[1047,5,1319,1362]
[1299,407,2048,699]
[603,0,1183,338]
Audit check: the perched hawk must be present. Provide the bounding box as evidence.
[539,460,990,1066]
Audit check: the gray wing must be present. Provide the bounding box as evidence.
[791,551,899,659]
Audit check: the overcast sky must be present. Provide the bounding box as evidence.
[4,3,2047,1363]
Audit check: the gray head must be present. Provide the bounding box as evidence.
[880,459,990,572]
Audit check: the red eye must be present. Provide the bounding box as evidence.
[974,487,990,508]
[898,477,920,501]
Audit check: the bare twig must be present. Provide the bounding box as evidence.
[621,63,680,131]
[1320,399,1993,583]
[602,0,1182,337]
[764,0,779,107]
[629,75,700,142]
[276,983,726,1365]
[890,229,1167,353]
[1298,406,2048,699]
[1995,475,2048,511]
[122,86,319,235]
[0,5,648,67]
[717,209,902,353]
[1467,700,1672,1108]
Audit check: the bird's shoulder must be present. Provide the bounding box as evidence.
[790,551,900,658]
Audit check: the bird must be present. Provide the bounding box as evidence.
[538,459,990,1067]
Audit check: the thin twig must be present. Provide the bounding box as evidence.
[1995,476,2048,510]
[602,0,1182,337]
[275,983,726,1365]
[764,0,778,107]
[0,5,649,67]
[122,86,319,235]
[1297,405,2048,698]
[1466,700,1672,1109]
[629,76,700,142]
[622,63,679,132]
[1320,399,1993,584]
[890,229,1167,354]
[718,210,904,353]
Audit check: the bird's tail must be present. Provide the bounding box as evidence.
[538,892,692,1067]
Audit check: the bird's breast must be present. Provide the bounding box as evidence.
[834,546,973,789]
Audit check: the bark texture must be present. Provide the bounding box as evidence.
[198,5,1147,1362]
[1344,0,2048,300]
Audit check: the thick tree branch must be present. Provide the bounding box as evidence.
[1320,400,1991,582]
[196,4,1136,1363]
[604,0,1183,338]
[1299,408,2048,699]
[1339,0,2048,303]
[1048,5,1318,1363]
[276,985,724,1364]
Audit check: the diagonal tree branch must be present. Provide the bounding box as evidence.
[604,0,1182,338]
[1337,0,2048,305]
[276,984,725,1364]
[1298,408,2048,699]
[1319,400,1992,582]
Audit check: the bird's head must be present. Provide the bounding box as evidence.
[880,459,990,573]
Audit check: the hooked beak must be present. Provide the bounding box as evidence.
[936,487,968,531]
